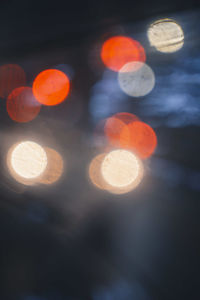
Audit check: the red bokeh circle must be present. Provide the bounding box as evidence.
[120,121,157,159]
[104,112,139,147]
[33,69,70,106]
[7,87,41,123]
[101,36,146,72]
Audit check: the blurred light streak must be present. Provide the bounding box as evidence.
[6,87,41,123]
[139,88,200,127]
[150,157,185,187]
[39,147,63,185]
[7,141,47,185]
[23,297,47,300]
[118,62,155,97]
[33,69,70,106]
[89,71,128,122]
[120,121,157,159]
[27,202,48,223]
[187,170,200,191]
[104,112,139,147]
[0,64,26,98]
[101,36,146,72]
[93,279,150,300]
[101,149,143,189]
[147,18,184,53]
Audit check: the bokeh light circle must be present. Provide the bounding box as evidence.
[113,112,139,124]
[104,117,126,147]
[0,64,26,98]
[104,113,139,147]
[39,147,63,185]
[101,36,146,72]
[89,153,107,190]
[33,69,70,106]
[101,149,141,188]
[120,121,157,159]
[118,62,155,97]
[7,87,41,123]
[147,18,184,53]
[10,141,47,179]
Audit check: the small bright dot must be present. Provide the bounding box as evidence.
[101,36,146,72]
[118,61,155,97]
[33,69,70,106]
[101,149,142,188]
[147,18,184,53]
[10,141,47,179]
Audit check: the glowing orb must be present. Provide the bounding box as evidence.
[104,117,126,147]
[118,62,155,97]
[0,64,26,98]
[104,113,139,147]
[33,69,70,106]
[101,149,141,188]
[120,121,157,159]
[9,141,47,180]
[39,147,63,185]
[89,153,107,190]
[101,36,146,72]
[6,87,41,123]
[147,18,184,53]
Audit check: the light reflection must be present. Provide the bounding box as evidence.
[6,87,41,123]
[0,64,26,98]
[33,69,70,106]
[147,18,184,53]
[7,141,47,186]
[101,36,146,72]
[118,62,155,97]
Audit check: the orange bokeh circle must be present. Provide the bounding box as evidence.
[104,112,139,147]
[0,64,26,98]
[33,69,70,106]
[7,87,41,123]
[101,36,146,72]
[120,121,157,159]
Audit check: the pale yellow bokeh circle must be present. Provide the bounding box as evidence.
[10,141,47,179]
[147,18,184,53]
[101,149,141,188]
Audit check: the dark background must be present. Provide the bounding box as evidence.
[0,1,200,299]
